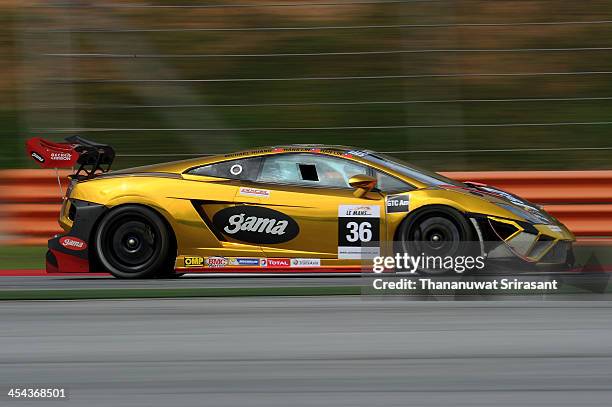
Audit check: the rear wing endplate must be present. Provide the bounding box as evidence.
[26,136,115,180]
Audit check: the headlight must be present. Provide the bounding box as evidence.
[496,203,552,224]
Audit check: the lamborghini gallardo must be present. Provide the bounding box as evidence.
[27,137,575,278]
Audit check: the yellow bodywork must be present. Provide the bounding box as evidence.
[59,146,575,270]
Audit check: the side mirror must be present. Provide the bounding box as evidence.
[348,174,377,198]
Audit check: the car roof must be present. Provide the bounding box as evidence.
[110,145,377,176]
[224,144,371,157]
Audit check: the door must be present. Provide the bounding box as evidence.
[225,153,387,261]
[183,156,265,258]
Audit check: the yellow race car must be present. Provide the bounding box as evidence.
[29,137,575,278]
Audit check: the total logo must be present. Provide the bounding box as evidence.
[50,152,72,161]
[205,256,228,267]
[59,236,87,251]
[263,258,291,268]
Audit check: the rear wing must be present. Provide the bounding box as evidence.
[26,136,115,180]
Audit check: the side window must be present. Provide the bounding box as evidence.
[375,171,413,192]
[257,153,368,188]
[187,157,262,181]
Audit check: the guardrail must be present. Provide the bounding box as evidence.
[0,169,610,245]
[448,170,612,243]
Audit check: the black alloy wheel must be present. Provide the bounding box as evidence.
[397,208,474,275]
[95,205,174,279]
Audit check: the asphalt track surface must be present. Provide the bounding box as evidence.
[0,275,367,290]
[0,271,601,291]
[2,298,612,407]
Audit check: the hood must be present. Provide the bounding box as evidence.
[438,182,556,224]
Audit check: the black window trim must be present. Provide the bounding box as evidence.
[185,152,416,192]
[252,152,416,192]
[254,152,368,191]
[372,169,417,193]
[185,156,264,182]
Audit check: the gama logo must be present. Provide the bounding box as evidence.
[59,236,87,251]
[31,152,45,163]
[212,206,299,244]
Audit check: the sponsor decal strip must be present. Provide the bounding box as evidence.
[224,147,365,159]
[176,265,362,273]
[180,257,327,270]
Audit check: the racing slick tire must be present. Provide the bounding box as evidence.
[396,206,476,275]
[94,205,175,279]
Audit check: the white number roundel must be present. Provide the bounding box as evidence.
[230,164,243,176]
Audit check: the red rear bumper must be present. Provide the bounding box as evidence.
[46,246,90,273]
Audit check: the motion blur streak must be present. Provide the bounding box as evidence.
[5,0,611,171]
[1,298,612,406]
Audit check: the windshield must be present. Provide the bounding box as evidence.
[363,153,464,187]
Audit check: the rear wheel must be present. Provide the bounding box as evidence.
[94,205,175,279]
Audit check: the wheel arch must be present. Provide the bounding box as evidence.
[393,204,476,244]
[88,202,178,271]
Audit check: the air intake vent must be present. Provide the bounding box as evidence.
[528,235,554,259]
[67,202,77,221]
[490,219,518,240]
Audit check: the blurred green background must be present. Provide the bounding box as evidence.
[2,0,612,171]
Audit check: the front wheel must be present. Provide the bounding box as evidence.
[94,205,175,279]
[396,208,475,275]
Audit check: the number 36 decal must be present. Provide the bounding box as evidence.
[345,221,372,243]
[338,205,380,259]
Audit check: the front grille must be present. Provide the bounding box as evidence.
[528,235,554,259]
[540,241,571,264]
